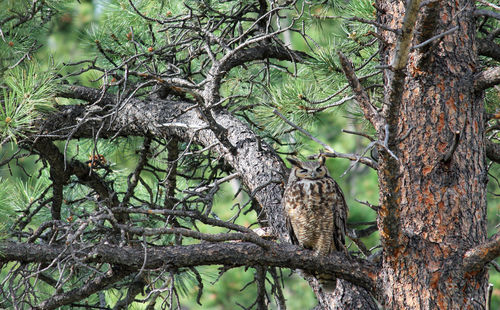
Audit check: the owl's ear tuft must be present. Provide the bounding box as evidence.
[318,154,326,166]
[286,157,302,168]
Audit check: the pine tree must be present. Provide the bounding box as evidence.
[1,0,499,309]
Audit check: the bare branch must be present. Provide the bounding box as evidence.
[474,9,500,20]
[37,267,132,310]
[0,241,378,294]
[477,39,500,62]
[273,109,334,152]
[337,52,384,130]
[53,86,289,237]
[382,0,421,124]
[323,151,378,170]
[486,140,500,163]
[463,232,500,272]
[411,26,458,50]
[391,0,421,72]
[474,66,500,91]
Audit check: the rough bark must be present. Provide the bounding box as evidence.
[375,0,489,308]
[0,241,377,293]
[52,86,289,237]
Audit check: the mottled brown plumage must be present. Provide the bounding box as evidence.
[283,156,348,291]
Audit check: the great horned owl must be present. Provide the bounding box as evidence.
[283,156,348,291]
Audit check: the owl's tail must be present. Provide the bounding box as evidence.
[317,273,337,293]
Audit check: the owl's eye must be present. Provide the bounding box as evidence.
[300,169,308,174]
[316,167,323,172]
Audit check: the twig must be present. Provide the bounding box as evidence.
[304,96,354,113]
[313,15,399,34]
[322,151,378,170]
[342,129,375,142]
[338,52,385,130]
[489,260,500,272]
[411,26,459,50]
[273,109,334,153]
[347,229,372,257]
[380,124,399,161]
[186,173,240,193]
[301,85,349,105]
[487,283,493,310]
[354,199,380,212]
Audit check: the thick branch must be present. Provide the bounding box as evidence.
[391,0,421,71]
[486,140,500,163]
[463,232,500,272]
[0,241,378,294]
[32,138,70,220]
[477,38,500,62]
[474,66,500,91]
[52,86,288,237]
[384,0,421,118]
[474,9,500,21]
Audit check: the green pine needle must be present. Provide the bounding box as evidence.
[1,61,56,143]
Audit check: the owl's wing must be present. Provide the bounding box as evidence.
[332,180,348,252]
[286,213,299,245]
[283,189,299,245]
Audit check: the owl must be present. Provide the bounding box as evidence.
[283,156,348,291]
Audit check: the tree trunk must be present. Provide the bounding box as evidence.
[376,0,489,308]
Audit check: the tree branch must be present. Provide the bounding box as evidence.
[0,241,378,294]
[477,39,500,62]
[463,232,500,272]
[337,52,384,130]
[48,86,378,307]
[37,267,133,310]
[52,86,288,237]
[486,140,500,163]
[474,9,500,21]
[474,66,500,91]
[220,44,310,74]
[384,0,421,114]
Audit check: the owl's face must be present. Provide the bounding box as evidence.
[287,156,328,180]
